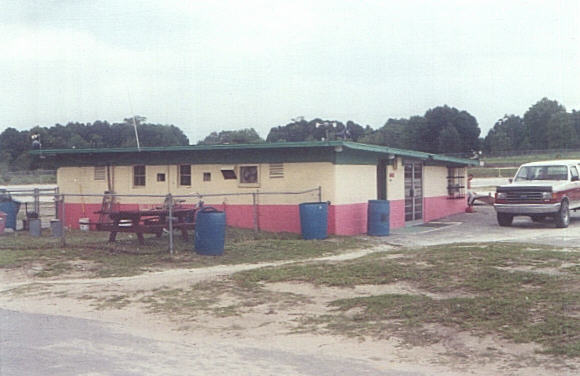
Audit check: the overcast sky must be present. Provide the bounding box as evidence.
[1,0,579,142]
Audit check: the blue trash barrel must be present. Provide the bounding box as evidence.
[299,202,328,240]
[0,200,21,230]
[194,207,226,255]
[367,200,390,236]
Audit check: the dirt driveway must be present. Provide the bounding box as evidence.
[388,205,580,248]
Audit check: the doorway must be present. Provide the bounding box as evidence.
[376,159,387,200]
[404,161,423,223]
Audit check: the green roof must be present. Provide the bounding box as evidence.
[31,141,479,167]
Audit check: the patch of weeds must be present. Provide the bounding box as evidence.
[139,279,308,321]
[92,294,132,310]
[0,228,370,279]
[234,243,580,357]
[2,283,52,297]
[34,262,74,278]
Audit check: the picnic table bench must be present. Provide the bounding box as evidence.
[94,208,196,244]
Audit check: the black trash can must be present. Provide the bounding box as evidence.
[194,207,226,255]
[367,200,390,236]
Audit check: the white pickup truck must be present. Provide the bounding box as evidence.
[494,160,580,228]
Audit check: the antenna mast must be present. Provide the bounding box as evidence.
[131,115,141,151]
[126,87,141,151]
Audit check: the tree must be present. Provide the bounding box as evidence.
[523,98,566,149]
[266,119,362,143]
[546,112,576,149]
[484,115,526,152]
[438,126,462,153]
[198,128,264,145]
[422,106,480,154]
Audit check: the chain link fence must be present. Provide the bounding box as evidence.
[2,187,323,254]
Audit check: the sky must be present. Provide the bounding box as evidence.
[0,0,579,143]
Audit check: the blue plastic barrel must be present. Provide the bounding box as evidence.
[0,200,21,230]
[299,202,328,240]
[367,200,390,236]
[194,207,226,255]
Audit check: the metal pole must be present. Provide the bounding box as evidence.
[167,194,174,255]
[34,188,40,215]
[60,194,66,247]
[54,187,59,219]
[252,192,258,233]
[318,185,322,202]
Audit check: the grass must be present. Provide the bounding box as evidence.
[0,227,368,278]
[469,167,518,178]
[234,242,580,357]
[482,151,580,168]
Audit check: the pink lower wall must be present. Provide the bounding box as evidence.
[61,197,466,236]
[423,196,467,222]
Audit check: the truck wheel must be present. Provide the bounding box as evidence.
[554,200,570,228]
[531,215,546,222]
[497,213,513,226]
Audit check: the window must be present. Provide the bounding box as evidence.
[203,172,211,182]
[157,173,166,182]
[571,166,579,181]
[240,165,259,185]
[179,165,191,186]
[94,166,105,181]
[133,165,146,186]
[515,165,568,181]
[447,167,465,199]
[269,163,284,179]
[221,167,237,180]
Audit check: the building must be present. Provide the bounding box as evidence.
[34,141,478,235]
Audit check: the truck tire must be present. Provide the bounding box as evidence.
[497,213,513,226]
[554,200,570,228]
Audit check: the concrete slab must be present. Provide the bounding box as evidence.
[388,206,580,248]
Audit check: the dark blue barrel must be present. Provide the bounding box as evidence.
[367,200,390,236]
[0,200,21,230]
[194,207,226,255]
[299,202,328,240]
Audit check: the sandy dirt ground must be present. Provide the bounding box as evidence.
[1,242,578,376]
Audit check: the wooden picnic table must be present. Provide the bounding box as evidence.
[94,208,196,244]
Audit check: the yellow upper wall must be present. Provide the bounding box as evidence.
[386,157,405,201]
[333,164,376,205]
[58,162,335,206]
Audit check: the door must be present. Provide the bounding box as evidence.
[376,159,387,200]
[404,161,423,223]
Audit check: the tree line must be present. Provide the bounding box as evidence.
[199,99,579,156]
[198,105,481,155]
[0,117,188,171]
[2,98,578,172]
[484,98,580,153]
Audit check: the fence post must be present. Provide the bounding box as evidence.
[33,188,40,215]
[60,194,66,247]
[318,186,322,202]
[252,191,258,233]
[54,187,60,219]
[167,193,174,255]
